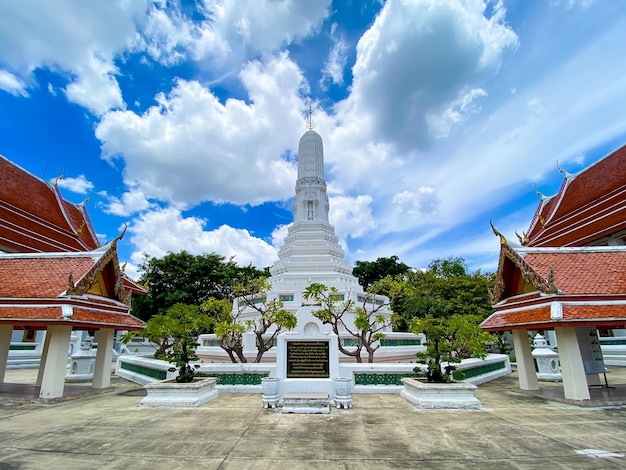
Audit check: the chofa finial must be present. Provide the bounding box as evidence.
[306,104,316,131]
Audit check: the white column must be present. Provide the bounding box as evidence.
[36,330,51,386]
[39,325,72,399]
[555,326,590,400]
[512,329,539,391]
[92,328,114,389]
[0,325,13,383]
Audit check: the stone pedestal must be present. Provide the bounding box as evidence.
[140,377,219,407]
[400,378,481,409]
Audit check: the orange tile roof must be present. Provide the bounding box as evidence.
[0,305,145,330]
[526,144,626,247]
[0,155,99,252]
[0,247,145,330]
[0,256,95,297]
[482,303,626,331]
[521,249,626,295]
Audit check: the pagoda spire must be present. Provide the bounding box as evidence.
[306,104,316,131]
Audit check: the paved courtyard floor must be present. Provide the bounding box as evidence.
[1,367,626,469]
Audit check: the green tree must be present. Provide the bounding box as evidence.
[303,277,404,363]
[396,257,494,329]
[132,251,267,321]
[119,303,213,383]
[352,255,410,290]
[212,278,297,363]
[410,314,493,383]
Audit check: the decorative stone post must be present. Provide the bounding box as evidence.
[532,333,562,382]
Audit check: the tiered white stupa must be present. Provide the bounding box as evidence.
[196,112,422,362]
[268,118,362,295]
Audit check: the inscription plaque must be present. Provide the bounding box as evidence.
[286,341,330,378]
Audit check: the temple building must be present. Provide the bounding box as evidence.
[482,144,626,400]
[0,155,145,399]
[197,112,421,362]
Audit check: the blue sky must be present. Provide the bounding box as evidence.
[1,0,625,279]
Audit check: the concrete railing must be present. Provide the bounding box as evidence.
[116,353,511,392]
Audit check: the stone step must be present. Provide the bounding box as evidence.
[281,392,330,414]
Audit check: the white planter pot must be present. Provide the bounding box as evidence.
[140,377,219,408]
[400,378,480,409]
[261,377,280,397]
[333,377,353,397]
[333,377,353,409]
[261,377,281,409]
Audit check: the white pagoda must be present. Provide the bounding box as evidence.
[197,110,421,362]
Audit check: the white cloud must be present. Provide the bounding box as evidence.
[321,23,349,87]
[140,0,331,68]
[127,207,278,270]
[340,0,518,150]
[101,186,152,217]
[55,175,94,195]
[392,187,440,216]
[0,70,28,96]
[329,195,376,239]
[271,224,289,250]
[96,53,309,208]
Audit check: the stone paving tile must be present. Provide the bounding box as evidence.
[2,368,626,469]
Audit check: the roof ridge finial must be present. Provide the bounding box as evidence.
[306,104,316,131]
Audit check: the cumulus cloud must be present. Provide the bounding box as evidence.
[55,175,94,195]
[0,0,146,114]
[340,0,518,150]
[100,186,153,217]
[0,70,28,96]
[96,53,309,208]
[329,195,376,239]
[0,1,330,114]
[127,206,278,270]
[139,0,331,69]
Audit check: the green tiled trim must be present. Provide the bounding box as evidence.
[196,372,269,385]
[9,344,37,351]
[120,362,167,380]
[380,338,421,346]
[454,360,505,380]
[354,372,424,386]
[340,338,359,347]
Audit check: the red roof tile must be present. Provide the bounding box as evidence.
[527,144,626,247]
[522,249,626,295]
[0,256,95,297]
[482,303,626,331]
[0,155,99,252]
[0,305,144,330]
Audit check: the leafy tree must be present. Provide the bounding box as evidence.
[410,314,493,383]
[132,251,267,321]
[119,303,213,383]
[395,257,494,330]
[211,278,298,363]
[303,277,405,363]
[352,255,410,290]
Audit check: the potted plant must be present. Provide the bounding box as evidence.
[400,315,492,409]
[121,303,219,407]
